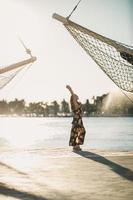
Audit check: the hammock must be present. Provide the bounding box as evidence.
[0,55,36,89]
[53,13,133,93]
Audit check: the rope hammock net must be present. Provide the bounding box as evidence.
[0,67,24,89]
[53,14,133,93]
[0,52,36,90]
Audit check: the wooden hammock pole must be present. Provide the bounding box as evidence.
[0,56,37,74]
[52,13,133,56]
[52,13,68,24]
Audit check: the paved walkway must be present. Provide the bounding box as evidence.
[0,148,133,200]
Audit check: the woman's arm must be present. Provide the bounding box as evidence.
[66,85,74,95]
[66,85,80,111]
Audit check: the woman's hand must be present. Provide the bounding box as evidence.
[66,85,72,91]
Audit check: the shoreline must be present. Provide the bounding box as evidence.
[0,115,133,117]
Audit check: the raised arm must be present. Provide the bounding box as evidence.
[66,85,74,95]
[66,85,80,111]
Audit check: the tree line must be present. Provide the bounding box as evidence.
[0,93,133,117]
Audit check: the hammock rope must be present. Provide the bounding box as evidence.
[0,37,36,90]
[67,0,82,19]
[0,56,36,90]
[1,62,34,99]
[53,13,133,93]
[0,67,23,89]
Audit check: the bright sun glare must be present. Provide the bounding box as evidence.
[0,0,132,102]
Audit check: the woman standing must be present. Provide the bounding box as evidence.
[66,85,86,151]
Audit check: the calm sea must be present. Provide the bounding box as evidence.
[0,117,133,151]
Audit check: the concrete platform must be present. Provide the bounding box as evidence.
[0,148,133,200]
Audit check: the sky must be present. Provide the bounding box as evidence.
[0,0,132,103]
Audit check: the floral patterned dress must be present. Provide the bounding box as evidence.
[69,102,86,146]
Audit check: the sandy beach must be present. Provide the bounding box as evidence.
[0,148,133,200]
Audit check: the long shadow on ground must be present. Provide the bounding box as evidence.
[0,182,49,200]
[0,161,27,176]
[74,151,133,181]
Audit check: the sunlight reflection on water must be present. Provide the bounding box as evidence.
[0,117,133,150]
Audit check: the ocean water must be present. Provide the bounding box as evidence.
[0,117,133,151]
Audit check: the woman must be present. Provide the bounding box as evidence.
[66,85,86,151]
